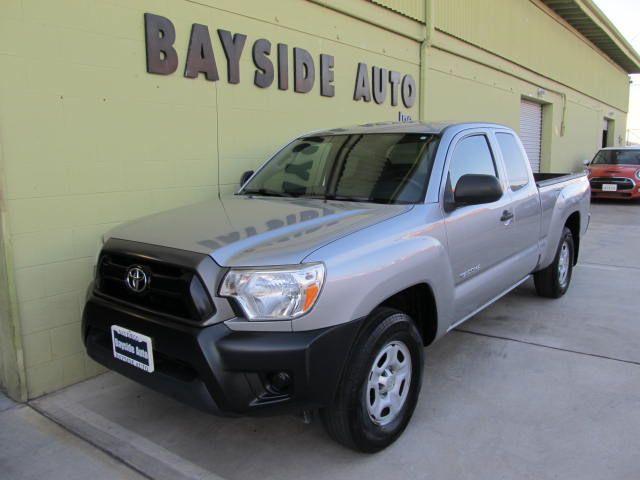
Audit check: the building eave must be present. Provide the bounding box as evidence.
[542,0,640,74]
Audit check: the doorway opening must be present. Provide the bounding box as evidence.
[602,118,615,148]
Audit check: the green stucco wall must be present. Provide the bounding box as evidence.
[424,33,629,172]
[0,0,420,398]
[0,0,632,399]
[0,137,26,400]
[433,0,630,111]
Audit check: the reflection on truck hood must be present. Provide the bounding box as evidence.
[107,195,413,266]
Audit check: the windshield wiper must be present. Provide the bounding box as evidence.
[241,188,295,198]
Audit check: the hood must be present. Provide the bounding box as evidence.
[107,195,412,266]
[588,164,640,179]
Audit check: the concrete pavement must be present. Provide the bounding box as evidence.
[17,200,640,479]
[0,391,15,412]
[0,393,145,480]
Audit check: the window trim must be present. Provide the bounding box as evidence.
[445,132,500,190]
[438,129,506,210]
[494,131,531,192]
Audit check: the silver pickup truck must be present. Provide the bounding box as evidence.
[83,122,590,452]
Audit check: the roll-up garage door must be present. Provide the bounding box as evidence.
[519,100,542,172]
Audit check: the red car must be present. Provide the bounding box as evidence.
[586,147,640,200]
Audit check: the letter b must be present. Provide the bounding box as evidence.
[144,13,179,75]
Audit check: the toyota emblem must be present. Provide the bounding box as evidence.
[125,266,148,293]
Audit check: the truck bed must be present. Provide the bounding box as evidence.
[533,170,590,273]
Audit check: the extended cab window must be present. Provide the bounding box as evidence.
[496,132,530,190]
[448,135,497,190]
[242,133,440,204]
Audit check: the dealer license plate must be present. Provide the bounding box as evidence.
[602,184,617,192]
[111,325,155,373]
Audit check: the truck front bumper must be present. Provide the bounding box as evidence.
[82,292,362,416]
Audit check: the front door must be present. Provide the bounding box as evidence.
[442,131,515,325]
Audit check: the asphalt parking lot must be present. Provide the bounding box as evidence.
[27,200,640,480]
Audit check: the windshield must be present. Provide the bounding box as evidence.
[241,133,439,204]
[591,149,640,166]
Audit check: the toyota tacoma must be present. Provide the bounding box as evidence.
[83,122,590,452]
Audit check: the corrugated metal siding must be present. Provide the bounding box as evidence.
[433,0,629,110]
[371,0,425,22]
[542,0,640,74]
[520,100,543,172]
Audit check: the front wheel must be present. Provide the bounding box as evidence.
[321,308,424,453]
[534,226,575,298]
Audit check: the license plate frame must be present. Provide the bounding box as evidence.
[602,184,618,192]
[111,325,155,373]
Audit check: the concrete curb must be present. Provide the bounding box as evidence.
[30,398,225,480]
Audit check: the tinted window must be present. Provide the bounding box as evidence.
[449,135,497,189]
[242,133,440,204]
[496,133,530,190]
[591,149,640,166]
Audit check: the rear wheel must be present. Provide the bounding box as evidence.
[321,308,424,453]
[534,226,575,298]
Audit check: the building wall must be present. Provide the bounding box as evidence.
[0,0,632,399]
[424,31,629,172]
[0,141,25,399]
[433,0,630,111]
[0,0,419,398]
[371,0,426,22]
[0,224,6,392]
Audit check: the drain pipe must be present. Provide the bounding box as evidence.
[419,0,434,121]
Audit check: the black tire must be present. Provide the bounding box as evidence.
[321,307,424,453]
[534,226,575,298]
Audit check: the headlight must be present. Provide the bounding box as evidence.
[220,263,325,320]
[636,169,640,181]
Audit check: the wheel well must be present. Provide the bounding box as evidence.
[378,283,437,346]
[565,212,580,265]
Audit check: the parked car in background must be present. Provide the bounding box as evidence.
[585,147,640,200]
[83,122,590,452]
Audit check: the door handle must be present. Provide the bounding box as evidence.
[500,210,514,222]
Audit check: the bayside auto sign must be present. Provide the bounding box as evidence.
[144,13,417,108]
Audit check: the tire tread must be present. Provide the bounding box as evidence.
[321,307,423,452]
[534,226,574,298]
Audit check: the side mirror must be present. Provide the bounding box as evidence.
[239,170,254,186]
[454,174,503,206]
[582,159,591,166]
